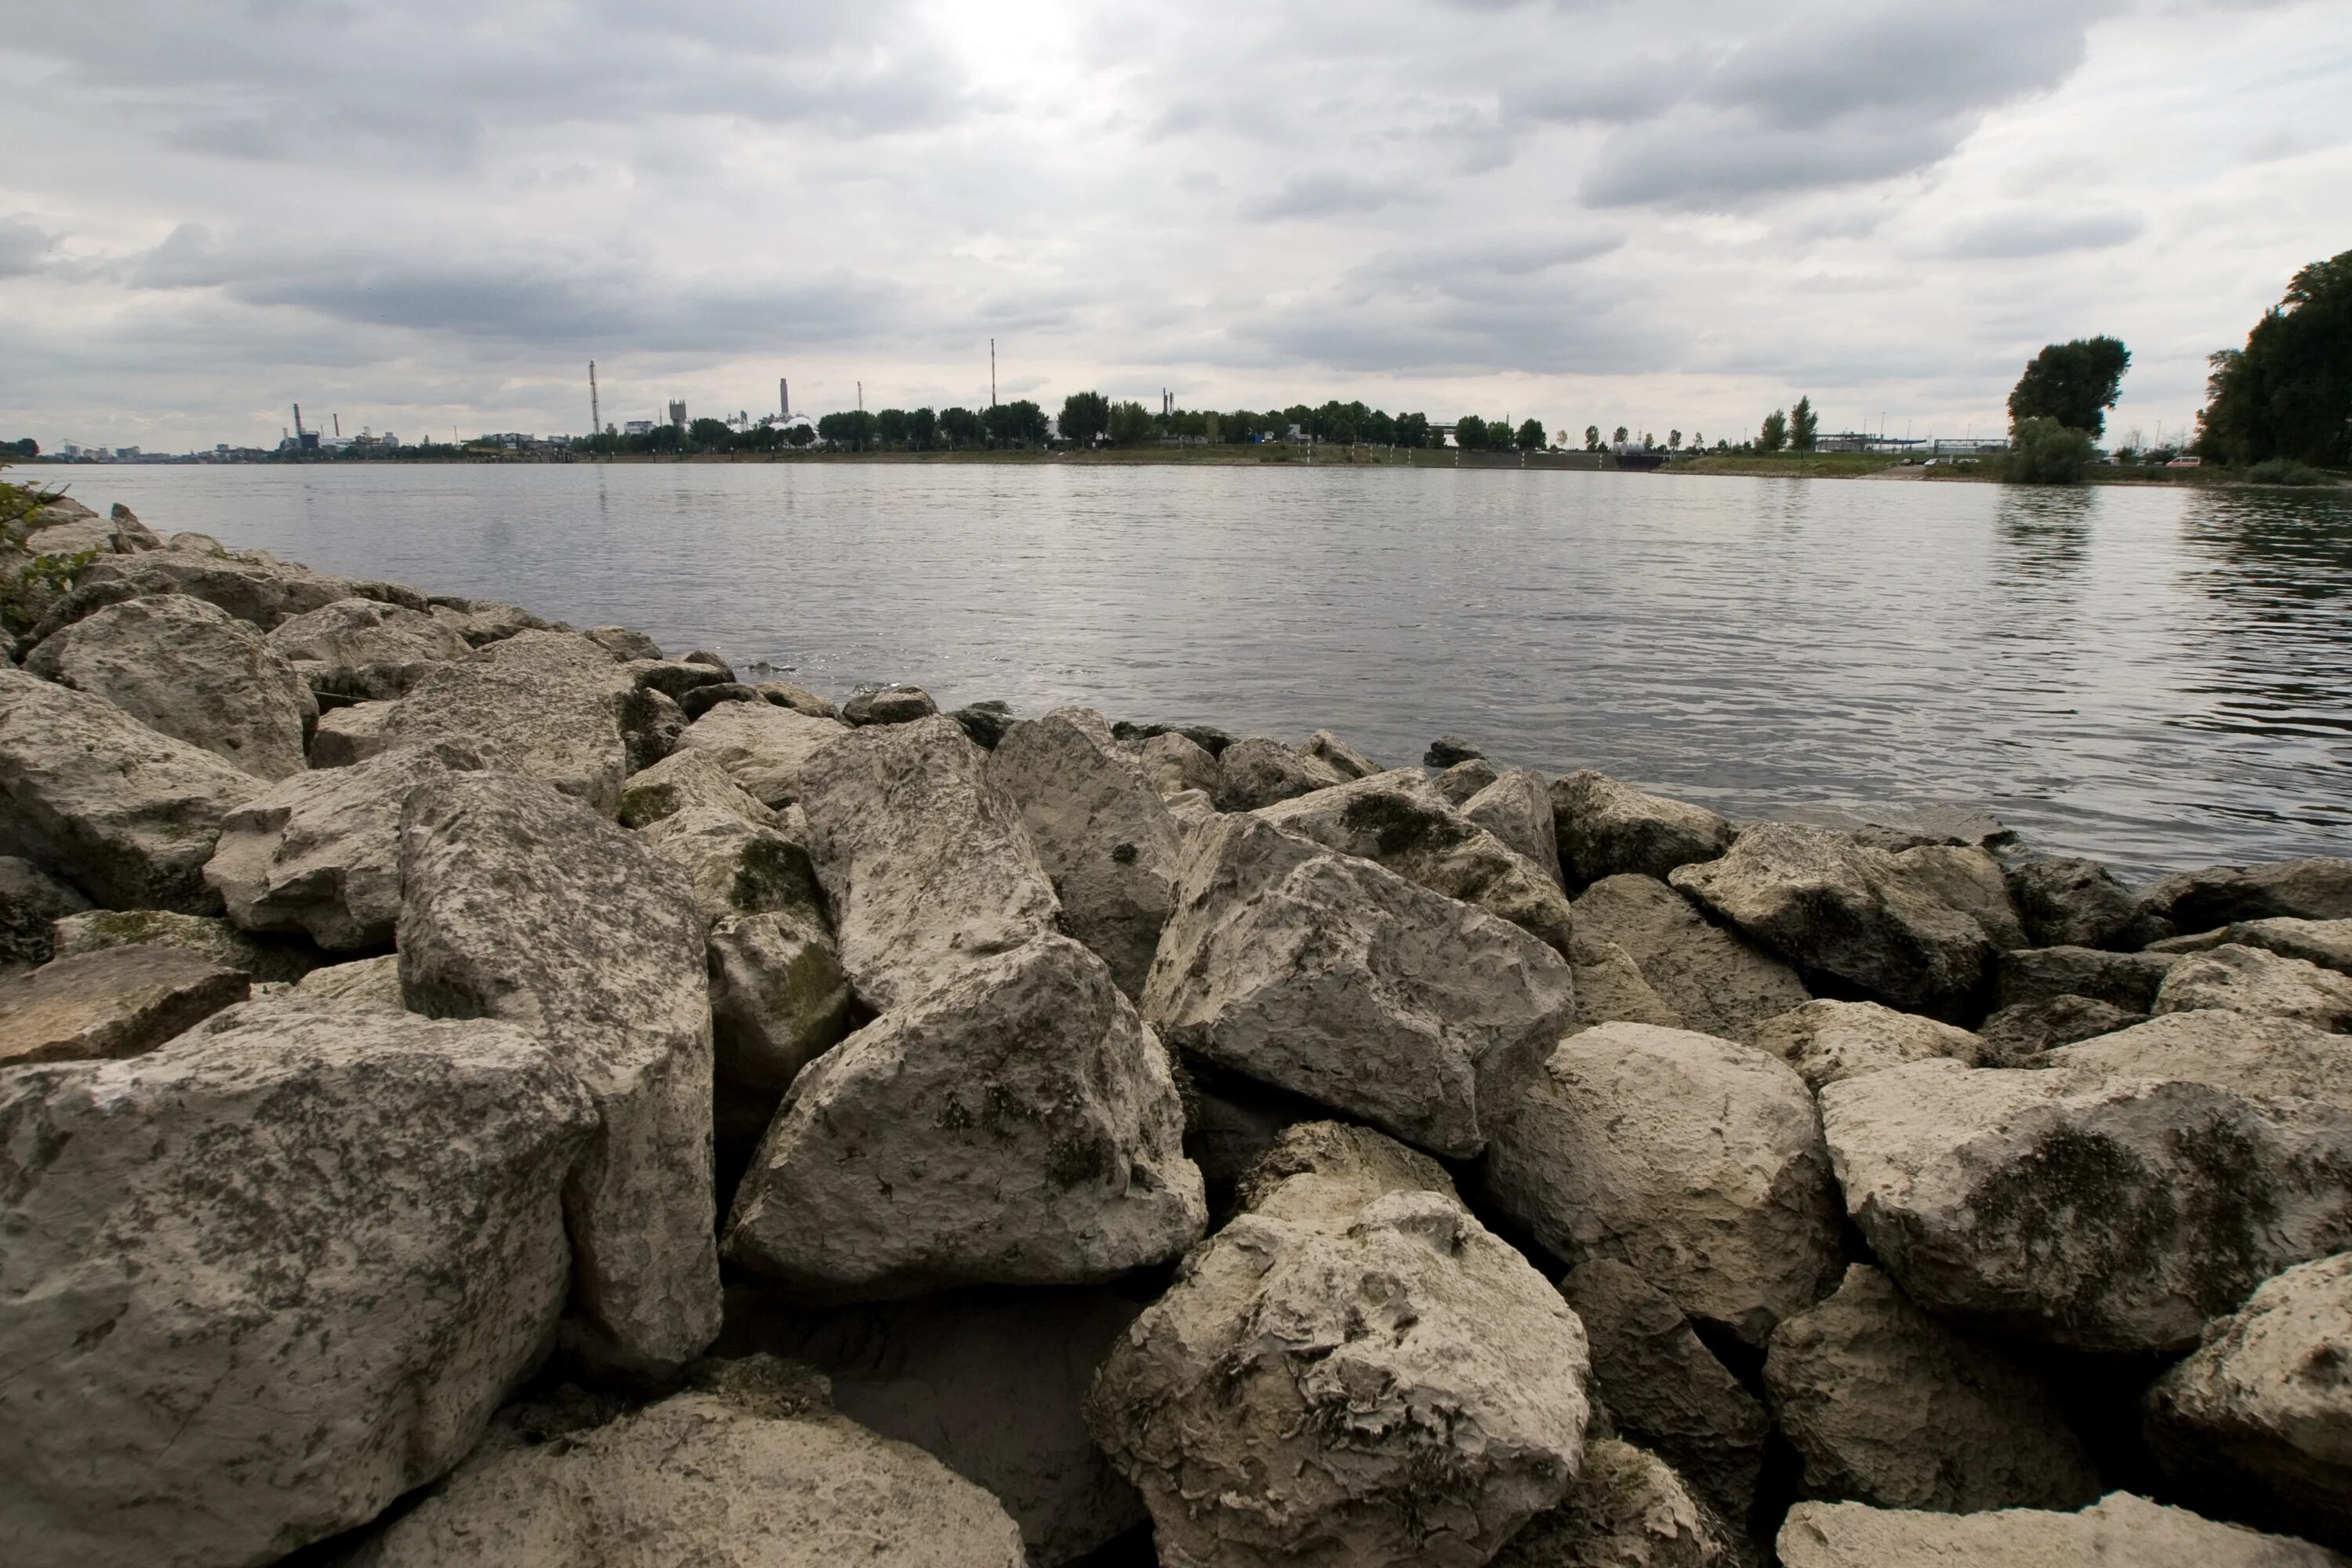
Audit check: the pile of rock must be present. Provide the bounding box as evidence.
[4,496,2352,1567]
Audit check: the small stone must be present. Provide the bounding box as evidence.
[842,684,938,725]
[1552,770,1734,887]
[0,944,249,1067]
[1424,731,1485,767]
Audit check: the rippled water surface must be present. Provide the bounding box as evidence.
[80,462,2352,879]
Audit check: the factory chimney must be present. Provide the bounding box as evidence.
[292,403,304,437]
[590,361,601,436]
[779,378,789,421]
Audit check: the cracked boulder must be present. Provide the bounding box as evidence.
[0,943,249,1068]
[0,1003,594,1568]
[1144,812,1575,1159]
[1086,1122,1592,1568]
[264,596,473,699]
[1751,999,1982,1092]
[379,630,648,816]
[1572,873,1809,1045]
[677,700,853,808]
[1552,769,1734,887]
[1486,1022,1842,1346]
[1211,734,1346,810]
[2152,943,2352,1030]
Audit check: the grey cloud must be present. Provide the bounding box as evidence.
[1243,173,1403,221]
[1941,209,2145,258]
[0,216,59,278]
[1581,108,1954,208]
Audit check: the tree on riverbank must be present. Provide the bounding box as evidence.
[1758,409,1788,452]
[1060,392,1109,446]
[1790,397,1818,452]
[2005,416,2093,484]
[2196,250,2351,469]
[2008,337,2129,439]
[1515,419,1547,451]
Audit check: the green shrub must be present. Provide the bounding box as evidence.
[2244,457,2332,487]
[1,463,91,639]
[2004,417,2093,485]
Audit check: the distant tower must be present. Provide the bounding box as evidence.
[989,339,996,408]
[589,361,601,436]
[333,412,341,438]
[857,380,863,413]
[668,400,687,432]
[779,378,789,421]
[292,402,304,438]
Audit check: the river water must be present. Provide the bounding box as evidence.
[70,461,2352,880]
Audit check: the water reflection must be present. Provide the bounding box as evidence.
[1992,486,2095,585]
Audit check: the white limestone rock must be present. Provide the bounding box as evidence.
[1463,764,1564,886]
[616,745,778,829]
[1750,999,1982,1092]
[265,596,473,699]
[1211,733,1346,810]
[2153,942,2352,1031]
[1572,873,1809,1046]
[379,630,644,816]
[676,699,852,808]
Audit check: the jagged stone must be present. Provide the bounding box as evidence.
[346,1358,1028,1568]
[843,684,938,725]
[1997,942,2181,1011]
[1884,843,2027,948]
[1493,1439,1735,1568]
[427,597,547,646]
[637,805,826,930]
[988,706,1182,997]
[69,549,372,630]
[1257,768,1577,953]
[0,1004,595,1568]
[1777,1494,2346,1568]
[205,742,479,952]
[1486,1022,1842,1345]
[1552,770,1735,887]
[1671,822,1991,1017]
[1134,728,1219,797]
[26,593,314,779]
[1424,731,1485,766]
[617,745,777,829]
[0,854,86,971]
[1976,993,2143,1064]
[1214,733,1346,809]
[292,953,405,1011]
[2153,943,2352,1030]
[677,699,852,809]
[2176,918,2352,975]
[1433,756,1502,804]
[0,943,249,1067]
[724,935,1203,1301]
[1560,1258,1769,1526]
[0,666,260,912]
[2006,855,2148,949]
[309,697,395,767]
[50,907,318,982]
[23,497,158,555]
[1144,812,1575,1158]
[1566,927,1686,1032]
[1572,873,1809,1045]
[1087,1122,1592,1568]
[2143,858,2352,931]
[265,596,473,699]
[1765,1264,2100,1512]
[1821,1057,2352,1352]
[2044,1009,2352,1107]
[399,771,719,1374]
[1464,764,1563,884]
[947,698,1014,748]
[1751,999,1981,1091]
[380,630,647,816]
[585,624,663,661]
[1305,727,1381,779]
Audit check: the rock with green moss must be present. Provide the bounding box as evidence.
[709,909,853,1118]
[617,746,777,829]
[637,807,826,931]
[50,907,316,982]
[677,699,853,809]
[724,934,1203,1302]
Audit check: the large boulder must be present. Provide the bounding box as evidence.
[292,952,405,1011]
[1305,727,1381,779]
[677,699,853,808]
[1255,768,1577,954]
[1086,1122,1593,1568]
[67,549,374,630]
[724,935,1203,1301]
[617,746,778,829]
[379,630,647,817]
[2153,943,2352,1030]
[0,943,249,1068]
[2143,858,2352,931]
[1462,764,1563,884]
[1486,1022,1842,1345]
[0,1002,594,1568]
[1212,734,1345,810]
[2147,1251,2352,1552]
[0,666,260,912]
[1997,942,2181,1011]
[1135,729,1218,797]
[1777,1494,2347,1568]
[1559,1258,1769,1526]
[1764,1264,2100,1512]
[346,1358,1029,1568]
[398,771,720,1374]
[1883,843,2027,949]
[707,911,853,1131]
[22,497,158,556]
[1492,1439,1733,1568]
[1566,927,1686,1033]
[264,596,472,699]
[1671,822,1992,1017]
[795,715,1060,1014]
[2043,1010,2352,1109]
[718,1288,1148,1566]
[48,907,314,982]
[25,593,314,780]
[1143,812,1576,1159]
[637,806,825,930]
[1751,999,1981,1092]
[427,596,547,647]
[2006,855,2148,949]
[2174,917,2352,976]
[1571,873,1809,1045]
[0,855,88,971]
[842,684,938,726]
[204,742,479,952]
[1551,769,1733,887]
[988,706,1182,997]
[1820,1057,2352,1352]
[309,698,394,767]
[1975,994,2145,1064]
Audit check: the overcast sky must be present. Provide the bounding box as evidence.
[4,0,2345,451]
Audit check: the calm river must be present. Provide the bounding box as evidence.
[71,462,2352,880]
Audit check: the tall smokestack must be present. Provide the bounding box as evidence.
[292,403,303,437]
[590,361,601,435]
[780,378,789,420]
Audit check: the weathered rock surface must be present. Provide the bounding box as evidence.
[0,1004,595,1568]
[1492,1439,1733,1568]
[348,1359,1029,1568]
[50,906,318,982]
[1751,999,1981,1091]
[1144,812,1576,1158]
[1777,1494,2348,1568]
[1425,731,1485,766]
[1560,1258,1769,1526]
[309,698,394,766]
[1464,764,1563,884]
[2006,854,2148,949]
[0,666,260,912]
[1997,942,2181,1011]
[0,943,249,1067]
[2154,942,2352,1030]
[2171,917,2352,975]
[1821,1057,2352,1352]
[948,698,1014,747]
[2143,858,2352,931]
[620,656,734,704]
[1087,1122,1592,1568]
[1566,927,1686,1033]
[1433,755,1502,805]
[1884,843,2027,949]
[1765,1264,2100,1512]
[399,771,720,1373]
[265,597,472,699]
[637,805,825,930]
[292,952,405,1011]
[70,548,372,630]
[842,684,938,725]
[2148,1251,2352,1551]
[677,698,852,809]
[585,623,663,661]
[2045,1009,2352,1107]
[1671,823,1991,1017]
[727,935,1200,1299]
[795,715,1060,1014]
[1134,728,1219,797]
[708,909,853,1116]
[1213,733,1347,810]
[26,593,315,779]
[1486,1022,1842,1345]
[428,596,547,647]
[1305,727,1381,779]
[1,855,89,971]
[24,496,158,555]
[1975,994,2144,1064]
[1777,800,2013,853]
[1257,768,1578,953]
[989,706,1182,997]
[1571,873,1809,1045]
[380,630,652,816]
[616,744,777,829]
[205,742,479,952]
[718,1288,1148,1565]
[1552,769,1734,887]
